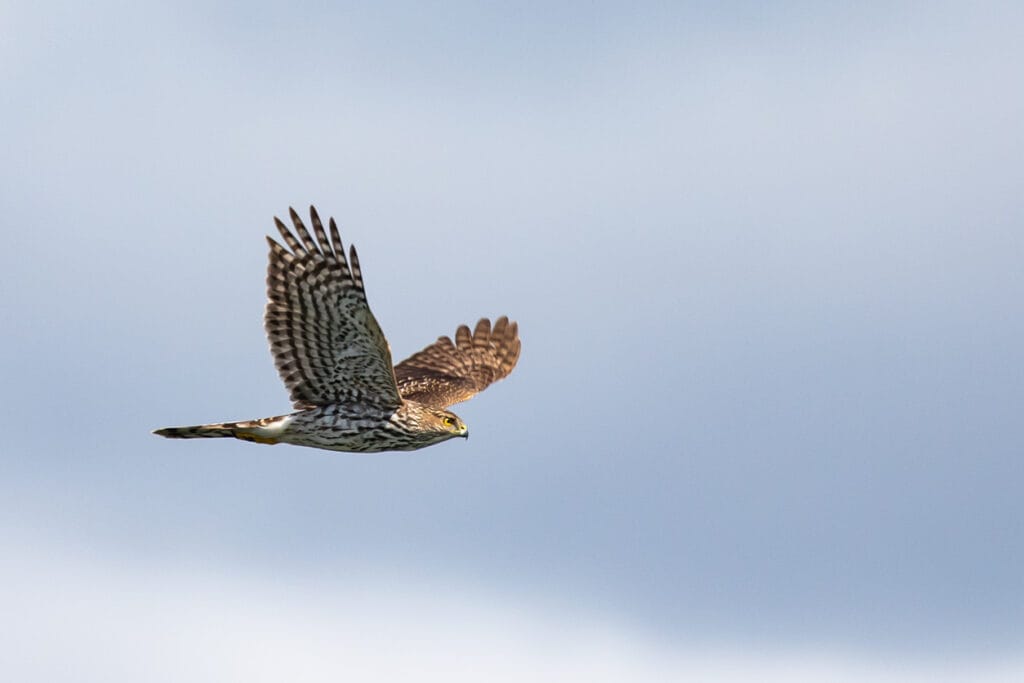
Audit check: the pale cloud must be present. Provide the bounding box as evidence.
[3,538,1020,683]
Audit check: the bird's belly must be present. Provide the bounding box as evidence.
[277,406,413,453]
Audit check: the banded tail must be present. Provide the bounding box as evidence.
[153,416,290,445]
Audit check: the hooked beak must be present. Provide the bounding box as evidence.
[459,424,469,439]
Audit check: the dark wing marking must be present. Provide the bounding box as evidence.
[264,206,402,409]
[394,317,520,409]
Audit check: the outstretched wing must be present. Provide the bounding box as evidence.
[264,206,402,410]
[394,317,520,409]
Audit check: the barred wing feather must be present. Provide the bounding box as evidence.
[264,206,402,410]
[394,317,520,409]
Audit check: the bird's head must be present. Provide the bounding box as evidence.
[391,403,469,448]
[431,409,469,439]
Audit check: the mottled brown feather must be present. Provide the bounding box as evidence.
[394,316,521,408]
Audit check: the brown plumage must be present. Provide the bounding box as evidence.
[154,206,520,452]
[395,317,520,408]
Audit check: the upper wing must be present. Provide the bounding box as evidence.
[264,206,402,410]
[394,317,520,409]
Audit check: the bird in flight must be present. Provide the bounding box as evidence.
[155,206,520,452]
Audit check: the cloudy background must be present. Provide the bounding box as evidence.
[3,1,1022,679]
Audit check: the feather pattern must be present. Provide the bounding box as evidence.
[395,317,521,408]
[264,206,401,409]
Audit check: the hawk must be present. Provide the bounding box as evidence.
[154,206,520,452]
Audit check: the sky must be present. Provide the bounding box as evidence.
[2,1,1022,679]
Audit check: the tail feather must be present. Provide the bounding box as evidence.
[153,423,242,439]
[153,416,288,445]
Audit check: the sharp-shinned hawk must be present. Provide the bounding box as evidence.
[154,206,520,452]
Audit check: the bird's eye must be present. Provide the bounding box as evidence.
[442,416,454,427]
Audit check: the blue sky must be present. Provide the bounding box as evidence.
[3,1,1022,679]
